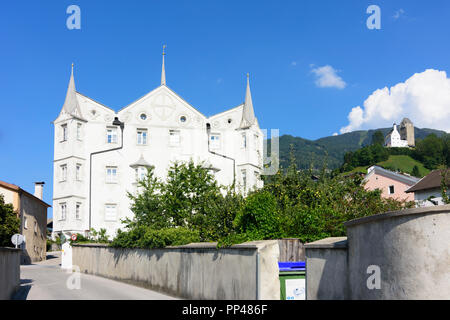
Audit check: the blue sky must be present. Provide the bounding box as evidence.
[1,1,450,215]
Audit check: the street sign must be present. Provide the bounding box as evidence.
[71,234,77,241]
[11,234,24,248]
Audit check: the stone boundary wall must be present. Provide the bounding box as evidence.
[72,240,280,300]
[305,205,450,300]
[0,247,21,300]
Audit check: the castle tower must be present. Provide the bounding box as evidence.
[400,118,415,147]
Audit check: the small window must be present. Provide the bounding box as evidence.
[210,134,221,149]
[106,127,118,144]
[389,185,395,194]
[34,221,37,234]
[106,167,118,183]
[105,204,117,221]
[76,164,82,181]
[135,166,147,182]
[169,130,180,146]
[241,133,247,149]
[61,124,68,142]
[24,216,28,229]
[60,203,67,220]
[180,116,187,123]
[227,118,232,124]
[137,129,148,145]
[241,169,247,188]
[60,164,67,182]
[140,113,147,121]
[77,123,82,140]
[75,203,81,220]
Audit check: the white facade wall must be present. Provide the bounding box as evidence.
[53,85,263,239]
[414,188,449,207]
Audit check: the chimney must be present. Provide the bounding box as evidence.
[34,182,45,200]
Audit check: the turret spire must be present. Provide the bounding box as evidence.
[239,73,256,129]
[62,63,82,117]
[161,44,166,86]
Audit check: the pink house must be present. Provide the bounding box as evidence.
[364,166,420,202]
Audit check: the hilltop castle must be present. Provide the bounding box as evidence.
[384,118,415,148]
[384,118,416,148]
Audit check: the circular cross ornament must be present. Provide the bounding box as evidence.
[11,234,24,247]
[71,234,77,241]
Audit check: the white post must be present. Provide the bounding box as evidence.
[61,242,72,269]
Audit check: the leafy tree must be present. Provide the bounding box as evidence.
[371,130,385,146]
[411,165,420,178]
[0,194,20,247]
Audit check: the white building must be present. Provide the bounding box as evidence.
[406,169,450,207]
[384,123,409,148]
[52,51,263,239]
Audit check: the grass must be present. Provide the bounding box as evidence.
[342,155,431,178]
[377,155,430,177]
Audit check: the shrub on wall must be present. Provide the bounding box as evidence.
[0,195,20,247]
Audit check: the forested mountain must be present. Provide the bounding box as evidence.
[272,127,447,170]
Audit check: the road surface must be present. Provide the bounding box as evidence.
[13,252,178,300]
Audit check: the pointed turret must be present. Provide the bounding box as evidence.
[61,63,82,118]
[239,73,256,129]
[161,45,166,86]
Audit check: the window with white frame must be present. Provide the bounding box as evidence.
[106,127,118,144]
[61,124,68,142]
[169,130,180,146]
[76,163,82,181]
[135,166,147,181]
[210,133,221,149]
[137,129,148,145]
[241,169,247,188]
[60,203,67,220]
[106,166,118,183]
[105,204,117,221]
[388,185,395,194]
[241,133,247,149]
[60,164,67,182]
[77,123,82,140]
[75,202,81,220]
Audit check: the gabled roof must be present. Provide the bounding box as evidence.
[365,166,420,186]
[0,180,51,208]
[406,169,450,193]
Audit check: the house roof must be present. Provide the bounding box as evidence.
[0,180,51,208]
[364,166,420,186]
[406,169,450,193]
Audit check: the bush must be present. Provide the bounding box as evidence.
[111,227,200,249]
[0,195,20,247]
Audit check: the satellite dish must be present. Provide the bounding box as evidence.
[11,234,24,248]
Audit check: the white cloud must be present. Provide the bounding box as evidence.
[311,65,346,89]
[291,61,297,66]
[332,132,338,136]
[340,69,450,134]
[393,9,405,19]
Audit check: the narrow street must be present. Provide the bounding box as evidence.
[13,252,177,300]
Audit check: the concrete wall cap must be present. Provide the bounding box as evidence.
[304,237,348,249]
[344,204,450,228]
[72,240,278,250]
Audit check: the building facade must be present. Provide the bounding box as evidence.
[0,181,50,264]
[364,166,419,202]
[52,53,263,239]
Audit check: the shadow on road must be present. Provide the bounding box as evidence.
[11,279,33,300]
